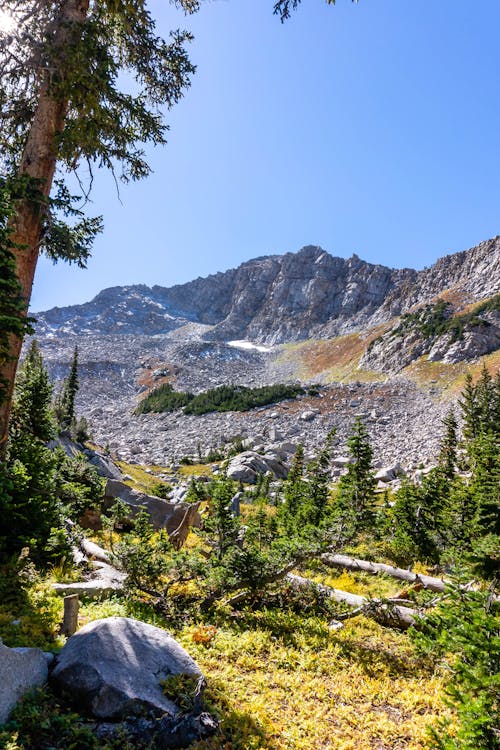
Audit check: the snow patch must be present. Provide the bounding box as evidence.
[228,340,272,353]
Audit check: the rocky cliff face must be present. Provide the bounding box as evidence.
[35,236,500,344]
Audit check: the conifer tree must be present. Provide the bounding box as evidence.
[305,427,336,527]
[202,475,240,561]
[336,418,375,529]
[10,340,54,443]
[438,407,458,481]
[60,345,79,428]
[459,372,479,442]
[280,443,307,533]
[0,341,61,562]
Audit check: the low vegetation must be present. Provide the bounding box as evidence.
[383,294,500,346]
[135,382,307,415]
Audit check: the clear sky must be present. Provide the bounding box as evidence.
[31,0,500,312]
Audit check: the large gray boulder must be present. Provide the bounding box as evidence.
[84,449,123,480]
[374,463,406,483]
[103,480,201,533]
[51,617,202,721]
[226,450,288,484]
[0,638,52,724]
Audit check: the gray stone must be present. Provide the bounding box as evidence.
[50,617,202,721]
[374,463,406,483]
[299,410,318,422]
[85,450,123,480]
[226,451,288,484]
[47,433,82,458]
[0,638,50,724]
[268,427,283,442]
[332,456,353,467]
[103,480,200,533]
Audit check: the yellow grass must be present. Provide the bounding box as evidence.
[277,332,388,384]
[403,350,500,397]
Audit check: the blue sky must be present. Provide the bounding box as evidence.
[31,0,500,311]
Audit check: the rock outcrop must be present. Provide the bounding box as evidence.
[361,306,500,374]
[0,639,53,724]
[226,450,288,484]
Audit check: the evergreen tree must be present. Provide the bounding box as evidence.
[475,363,496,434]
[438,407,458,481]
[459,372,480,442]
[280,443,308,534]
[412,583,500,750]
[336,418,375,530]
[0,179,34,455]
[391,471,451,565]
[0,342,61,563]
[10,340,54,443]
[201,475,240,561]
[468,430,500,536]
[60,346,79,429]
[459,364,500,539]
[305,428,336,527]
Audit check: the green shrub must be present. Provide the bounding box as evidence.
[412,583,499,750]
[135,382,305,416]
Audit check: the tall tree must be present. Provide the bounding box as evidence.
[336,417,375,529]
[438,407,459,481]
[0,0,198,450]
[60,345,79,428]
[1,339,59,562]
[0,0,353,450]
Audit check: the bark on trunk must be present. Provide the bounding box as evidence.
[321,553,448,593]
[287,573,419,630]
[0,0,90,452]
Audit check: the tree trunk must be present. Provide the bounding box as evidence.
[0,0,89,452]
[321,553,448,593]
[286,573,419,630]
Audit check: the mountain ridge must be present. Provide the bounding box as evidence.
[34,236,500,344]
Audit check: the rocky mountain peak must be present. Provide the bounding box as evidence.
[34,237,500,343]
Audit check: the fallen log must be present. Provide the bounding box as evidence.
[320,554,500,604]
[286,573,419,630]
[321,554,447,593]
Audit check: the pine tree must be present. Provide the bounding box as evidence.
[60,345,79,429]
[0,341,61,563]
[336,418,375,529]
[280,443,307,533]
[475,363,496,434]
[459,372,479,442]
[10,340,54,443]
[305,428,336,527]
[438,407,458,481]
[202,475,240,561]
[391,471,451,565]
